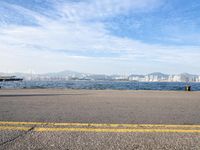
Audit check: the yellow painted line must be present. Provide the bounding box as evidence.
[0,126,31,131]
[0,126,200,133]
[35,128,200,133]
[1,121,200,129]
[53,123,200,129]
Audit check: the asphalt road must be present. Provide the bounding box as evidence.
[0,89,200,149]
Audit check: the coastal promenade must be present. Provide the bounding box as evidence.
[0,89,200,149]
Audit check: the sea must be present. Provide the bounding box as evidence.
[0,81,200,91]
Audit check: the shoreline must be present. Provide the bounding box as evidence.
[0,88,199,93]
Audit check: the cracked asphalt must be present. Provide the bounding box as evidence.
[0,89,200,150]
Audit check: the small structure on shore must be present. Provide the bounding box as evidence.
[185,85,191,91]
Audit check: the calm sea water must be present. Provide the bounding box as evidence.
[0,81,200,91]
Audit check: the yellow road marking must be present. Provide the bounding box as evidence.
[53,123,200,128]
[35,128,200,133]
[0,126,200,133]
[0,121,200,128]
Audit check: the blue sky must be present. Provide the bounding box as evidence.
[0,0,200,74]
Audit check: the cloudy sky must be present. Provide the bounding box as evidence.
[0,0,200,74]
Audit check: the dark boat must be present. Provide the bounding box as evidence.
[0,76,23,82]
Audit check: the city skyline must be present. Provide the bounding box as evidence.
[1,0,200,74]
[1,70,200,82]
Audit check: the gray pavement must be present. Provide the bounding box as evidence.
[0,89,200,149]
[1,131,200,150]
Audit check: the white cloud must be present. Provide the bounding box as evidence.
[0,0,200,74]
[59,0,161,21]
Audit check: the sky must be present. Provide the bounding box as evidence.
[0,0,200,75]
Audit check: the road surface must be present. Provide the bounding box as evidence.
[0,89,200,149]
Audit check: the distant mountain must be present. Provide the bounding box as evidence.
[148,72,167,75]
[179,73,198,77]
[177,73,199,82]
[129,74,145,78]
[43,70,89,78]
